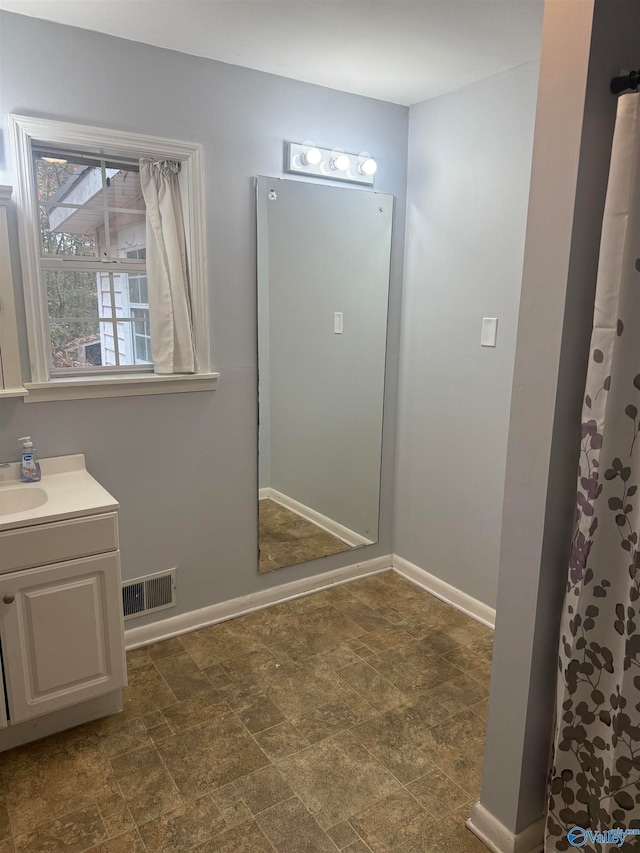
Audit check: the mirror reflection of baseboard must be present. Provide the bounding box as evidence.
[258,488,371,574]
[256,176,393,574]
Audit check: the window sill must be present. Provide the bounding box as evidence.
[23,372,219,403]
[0,386,29,399]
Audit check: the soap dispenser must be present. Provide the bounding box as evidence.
[19,436,41,482]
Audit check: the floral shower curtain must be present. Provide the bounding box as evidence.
[546,93,640,851]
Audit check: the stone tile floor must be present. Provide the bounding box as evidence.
[0,571,492,853]
[259,500,351,573]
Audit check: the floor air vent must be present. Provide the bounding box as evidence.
[122,570,176,620]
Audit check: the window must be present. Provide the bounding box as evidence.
[9,115,217,402]
[126,249,151,365]
[36,150,150,373]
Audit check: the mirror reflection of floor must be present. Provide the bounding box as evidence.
[259,499,352,573]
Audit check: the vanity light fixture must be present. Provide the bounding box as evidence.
[285,141,377,186]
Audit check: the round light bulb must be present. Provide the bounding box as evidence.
[302,147,322,166]
[358,158,377,176]
[331,154,351,171]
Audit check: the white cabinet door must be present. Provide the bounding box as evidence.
[0,552,127,723]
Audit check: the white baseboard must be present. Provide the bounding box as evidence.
[125,554,392,650]
[259,487,373,548]
[392,554,496,629]
[126,551,497,651]
[467,803,544,853]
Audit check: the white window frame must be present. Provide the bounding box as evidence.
[9,115,218,402]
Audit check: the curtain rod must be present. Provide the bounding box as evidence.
[611,70,639,95]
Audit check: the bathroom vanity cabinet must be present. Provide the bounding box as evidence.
[0,456,127,749]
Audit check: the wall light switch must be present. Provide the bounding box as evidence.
[334,312,343,334]
[481,317,498,347]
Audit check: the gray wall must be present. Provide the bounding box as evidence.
[0,11,408,625]
[258,178,392,540]
[393,60,541,608]
[480,0,640,836]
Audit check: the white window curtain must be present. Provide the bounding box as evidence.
[140,159,196,374]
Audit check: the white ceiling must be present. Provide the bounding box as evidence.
[0,0,544,106]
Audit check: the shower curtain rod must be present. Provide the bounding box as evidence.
[611,70,639,94]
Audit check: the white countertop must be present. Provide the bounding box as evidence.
[0,454,118,531]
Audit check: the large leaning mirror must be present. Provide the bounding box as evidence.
[256,176,393,573]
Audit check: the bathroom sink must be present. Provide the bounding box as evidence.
[0,486,48,516]
[0,454,118,531]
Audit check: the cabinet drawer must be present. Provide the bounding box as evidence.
[0,513,118,574]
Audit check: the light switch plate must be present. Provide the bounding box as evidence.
[334,312,343,334]
[481,317,498,347]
